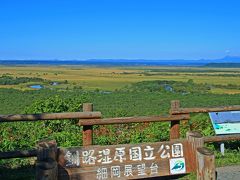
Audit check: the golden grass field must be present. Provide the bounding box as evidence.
[1,65,240,93]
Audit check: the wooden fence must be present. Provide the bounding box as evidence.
[0,101,240,179]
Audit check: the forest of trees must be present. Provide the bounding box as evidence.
[0,75,45,85]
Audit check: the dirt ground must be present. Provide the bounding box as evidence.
[216,165,240,180]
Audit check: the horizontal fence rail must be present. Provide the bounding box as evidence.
[0,112,101,122]
[171,105,240,114]
[0,149,37,159]
[78,114,190,126]
[204,134,240,143]
[0,113,190,159]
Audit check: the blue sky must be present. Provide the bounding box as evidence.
[0,0,239,60]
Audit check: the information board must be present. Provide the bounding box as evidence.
[58,140,192,179]
[209,111,240,135]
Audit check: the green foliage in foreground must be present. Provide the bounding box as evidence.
[0,86,240,179]
[1,95,88,152]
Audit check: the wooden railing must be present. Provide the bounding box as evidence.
[170,105,240,114]
[1,101,240,159]
[0,111,101,122]
[0,103,190,159]
[204,134,240,143]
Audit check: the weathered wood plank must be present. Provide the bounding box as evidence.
[170,100,181,140]
[36,140,58,180]
[169,100,180,114]
[186,131,204,172]
[171,106,240,114]
[196,147,215,180]
[204,134,240,143]
[0,111,101,122]
[82,103,94,146]
[0,149,37,159]
[170,121,180,140]
[57,140,191,179]
[79,114,190,126]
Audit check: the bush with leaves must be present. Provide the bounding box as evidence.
[0,94,90,155]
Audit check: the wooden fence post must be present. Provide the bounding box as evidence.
[196,147,215,180]
[82,103,93,146]
[186,131,204,172]
[170,100,180,139]
[36,139,58,180]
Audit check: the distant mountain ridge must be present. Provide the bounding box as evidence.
[212,56,240,62]
[0,56,240,66]
[205,63,240,68]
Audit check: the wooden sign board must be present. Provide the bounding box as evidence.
[58,140,193,179]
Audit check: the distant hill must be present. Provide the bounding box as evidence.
[205,63,240,68]
[0,56,240,66]
[0,59,205,66]
[216,56,240,62]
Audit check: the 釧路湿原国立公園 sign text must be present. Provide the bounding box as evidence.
[58,141,191,179]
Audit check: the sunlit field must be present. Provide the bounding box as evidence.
[1,65,240,93]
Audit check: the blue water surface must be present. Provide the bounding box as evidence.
[30,85,43,89]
